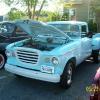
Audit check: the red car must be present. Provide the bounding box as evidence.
[90,67,100,100]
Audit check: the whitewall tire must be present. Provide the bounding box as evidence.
[0,54,5,69]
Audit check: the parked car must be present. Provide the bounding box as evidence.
[5,20,100,89]
[90,67,100,100]
[0,21,29,69]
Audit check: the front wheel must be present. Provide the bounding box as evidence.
[92,50,99,63]
[60,61,74,89]
[0,53,6,69]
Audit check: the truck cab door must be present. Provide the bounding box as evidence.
[81,25,92,59]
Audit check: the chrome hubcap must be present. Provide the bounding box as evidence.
[67,64,72,85]
[0,54,4,69]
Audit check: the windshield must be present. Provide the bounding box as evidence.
[49,24,81,37]
[31,24,67,38]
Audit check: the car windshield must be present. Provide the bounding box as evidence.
[0,23,15,36]
[30,24,67,37]
[49,24,81,37]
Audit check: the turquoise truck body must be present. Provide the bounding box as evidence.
[5,20,100,84]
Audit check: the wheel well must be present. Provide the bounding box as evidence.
[66,57,76,69]
[0,50,5,55]
[0,50,7,59]
[61,57,76,77]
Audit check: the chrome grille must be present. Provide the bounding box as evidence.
[16,49,38,64]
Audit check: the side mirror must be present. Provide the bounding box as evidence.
[87,32,93,38]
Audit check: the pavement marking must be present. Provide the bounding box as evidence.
[0,76,7,80]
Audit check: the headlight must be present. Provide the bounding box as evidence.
[5,50,15,57]
[51,57,59,65]
[5,51,12,56]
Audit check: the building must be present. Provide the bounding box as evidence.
[64,0,93,22]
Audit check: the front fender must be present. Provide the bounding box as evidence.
[92,37,100,50]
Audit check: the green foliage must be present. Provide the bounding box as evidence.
[50,13,61,21]
[61,13,69,21]
[88,20,97,32]
[3,0,68,21]
[91,0,100,32]
[3,0,46,19]
[49,12,69,21]
[38,11,69,22]
[8,8,25,20]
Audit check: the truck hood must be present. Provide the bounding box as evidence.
[15,20,69,39]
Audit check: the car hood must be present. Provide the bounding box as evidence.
[15,20,69,39]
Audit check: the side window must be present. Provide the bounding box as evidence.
[81,25,87,37]
[0,23,15,36]
[15,26,28,36]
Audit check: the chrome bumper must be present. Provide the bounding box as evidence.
[5,64,60,83]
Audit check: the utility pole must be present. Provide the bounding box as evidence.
[88,0,91,21]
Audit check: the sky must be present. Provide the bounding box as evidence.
[0,0,63,16]
[0,2,10,16]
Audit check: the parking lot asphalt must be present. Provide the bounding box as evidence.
[0,60,100,100]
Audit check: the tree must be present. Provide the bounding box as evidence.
[36,0,45,20]
[7,8,25,20]
[25,0,46,20]
[3,0,46,20]
[61,12,69,21]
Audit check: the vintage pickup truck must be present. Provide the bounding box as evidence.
[5,20,100,89]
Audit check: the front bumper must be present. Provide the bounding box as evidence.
[5,64,60,83]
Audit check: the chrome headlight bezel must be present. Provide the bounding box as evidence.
[51,57,59,65]
[5,50,12,57]
[5,50,15,57]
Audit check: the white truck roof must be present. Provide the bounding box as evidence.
[48,21,87,26]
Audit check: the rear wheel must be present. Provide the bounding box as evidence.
[92,50,99,63]
[0,53,5,69]
[60,61,75,89]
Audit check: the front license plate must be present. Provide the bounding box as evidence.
[41,66,54,74]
